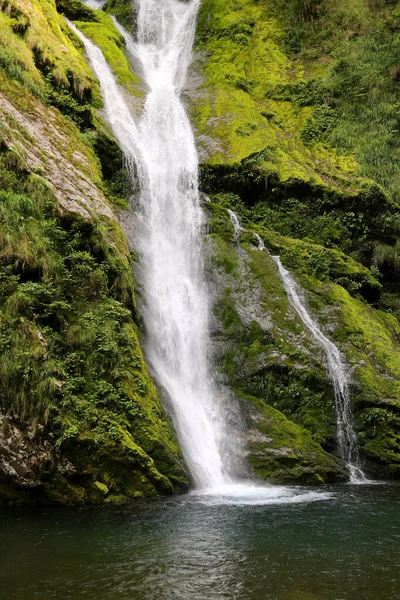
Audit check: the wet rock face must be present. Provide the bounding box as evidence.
[0,94,113,221]
[0,415,75,503]
[204,197,400,480]
[205,232,347,483]
[190,0,400,480]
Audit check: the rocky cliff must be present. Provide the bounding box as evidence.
[191,0,400,480]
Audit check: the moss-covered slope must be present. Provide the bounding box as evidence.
[205,198,400,479]
[191,0,400,480]
[0,0,188,504]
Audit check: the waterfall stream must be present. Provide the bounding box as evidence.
[272,257,367,483]
[228,209,244,240]
[71,1,233,489]
[227,211,366,483]
[131,0,233,489]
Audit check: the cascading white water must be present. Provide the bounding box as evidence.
[71,1,233,489]
[67,21,142,162]
[70,5,342,502]
[228,209,244,241]
[273,257,366,483]
[131,0,232,489]
[254,233,265,251]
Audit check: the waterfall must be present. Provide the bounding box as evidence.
[71,1,233,489]
[70,5,358,498]
[272,257,366,483]
[132,0,233,489]
[227,211,366,483]
[228,209,244,241]
[254,233,265,251]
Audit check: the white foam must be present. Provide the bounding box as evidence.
[192,483,333,506]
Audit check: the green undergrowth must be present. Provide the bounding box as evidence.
[200,164,400,317]
[0,0,96,100]
[206,196,381,302]
[192,0,369,192]
[0,148,187,502]
[272,0,400,203]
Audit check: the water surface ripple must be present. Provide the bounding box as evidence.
[1,484,399,599]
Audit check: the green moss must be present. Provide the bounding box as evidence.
[0,145,188,504]
[0,0,98,98]
[103,0,136,35]
[272,0,400,204]
[207,199,400,477]
[192,0,370,194]
[74,11,143,96]
[208,218,339,456]
[94,480,109,495]
[240,392,346,483]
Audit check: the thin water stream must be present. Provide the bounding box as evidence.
[273,257,366,482]
[228,211,366,482]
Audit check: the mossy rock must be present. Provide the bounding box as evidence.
[206,203,400,479]
[241,393,347,483]
[73,10,143,97]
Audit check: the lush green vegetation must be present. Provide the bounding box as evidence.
[194,0,400,289]
[0,0,188,504]
[206,197,400,477]
[0,145,187,502]
[1,0,400,497]
[270,0,400,203]
[0,0,140,207]
[196,0,400,381]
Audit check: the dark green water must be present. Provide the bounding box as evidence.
[1,483,399,600]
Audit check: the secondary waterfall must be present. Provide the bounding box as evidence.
[273,257,366,483]
[228,209,244,241]
[71,1,233,489]
[227,210,366,483]
[254,233,265,251]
